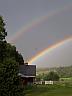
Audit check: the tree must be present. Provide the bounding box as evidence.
[15,51,24,65]
[0,16,7,41]
[0,16,7,63]
[36,74,41,81]
[0,58,24,96]
[4,43,24,65]
[0,41,7,62]
[0,16,24,96]
[44,71,59,81]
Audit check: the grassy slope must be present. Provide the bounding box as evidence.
[25,85,72,96]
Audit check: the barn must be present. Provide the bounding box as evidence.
[19,64,36,85]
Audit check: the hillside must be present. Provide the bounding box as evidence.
[37,66,72,78]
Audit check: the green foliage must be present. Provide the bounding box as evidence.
[37,66,72,78]
[0,58,24,96]
[56,66,72,78]
[0,40,24,65]
[15,51,24,65]
[4,43,24,65]
[0,16,7,41]
[48,71,59,81]
[0,16,24,96]
[0,41,7,62]
[36,75,41,81]
[37,71,59,81]
[44,71,60,81]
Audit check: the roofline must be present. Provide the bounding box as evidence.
[18,73,36,78]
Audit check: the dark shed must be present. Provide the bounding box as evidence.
[19,65,36,85]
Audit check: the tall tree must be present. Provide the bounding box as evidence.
[0,16,7,63]
[0,16,24,96]
[0,16,7,41]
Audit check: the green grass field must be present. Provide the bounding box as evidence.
[25,84,72,96]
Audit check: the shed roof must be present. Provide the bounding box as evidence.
[19,65,36,77]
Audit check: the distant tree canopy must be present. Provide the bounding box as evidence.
[0,15,24,96]
[36,71,60,81]
[36,74,41,81]
[37,66,72,79]
[44,71,60,81]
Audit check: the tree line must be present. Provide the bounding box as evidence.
[36,71,60,81]
[36,66,72,82]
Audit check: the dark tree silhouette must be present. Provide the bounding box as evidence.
[0,15,24,96]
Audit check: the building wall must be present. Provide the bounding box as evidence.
[21,77,35,85]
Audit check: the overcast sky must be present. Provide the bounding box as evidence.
[0,0,72,68]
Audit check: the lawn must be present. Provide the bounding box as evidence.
[25,84,72,96]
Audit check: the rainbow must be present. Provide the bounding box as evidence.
[28,37,72,64]
[7,4,72,43]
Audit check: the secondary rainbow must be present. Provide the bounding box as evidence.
[7,4,72,43]
[29,37,72,64]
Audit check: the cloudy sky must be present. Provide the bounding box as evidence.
[0,0,72,68]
